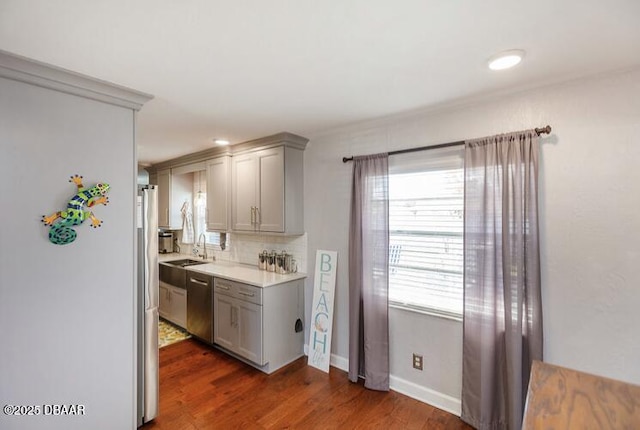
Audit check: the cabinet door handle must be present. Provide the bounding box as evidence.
[190,278,208,286]
[255,207,260,225]
[231,307,237,327]
[165,208,169,224]
[217,284,230,291]
[238,291,255,297]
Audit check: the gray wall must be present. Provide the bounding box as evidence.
[303,67,640,413]
[0,76,136,429]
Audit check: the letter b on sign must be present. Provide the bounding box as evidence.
[320,253,332,272]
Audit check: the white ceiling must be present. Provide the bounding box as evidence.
[2,0,640,165]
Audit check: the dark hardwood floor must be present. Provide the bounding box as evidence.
[142,339,472,429]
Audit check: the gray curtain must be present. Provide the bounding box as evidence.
[348,153,390,391]
[461,131,543,430]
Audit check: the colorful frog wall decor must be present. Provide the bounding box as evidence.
[41,175,110,245]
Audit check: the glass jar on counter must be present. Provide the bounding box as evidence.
[267,250,276,272]
[258,250,268,270]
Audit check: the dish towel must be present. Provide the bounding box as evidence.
[180,201,195,244]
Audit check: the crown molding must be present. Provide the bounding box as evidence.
[0,49,153,110]
[230,132,309,155]
[148,132,308,173]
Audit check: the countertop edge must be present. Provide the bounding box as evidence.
[158,254,307,288]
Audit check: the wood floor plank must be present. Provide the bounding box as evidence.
[257,367,346,428]
[141,339,472,430]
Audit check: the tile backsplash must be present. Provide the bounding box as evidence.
[177,231,307,273]
[226,233,307,273]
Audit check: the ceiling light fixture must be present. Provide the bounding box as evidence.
[488,49,525,71]
[214,139,230,146]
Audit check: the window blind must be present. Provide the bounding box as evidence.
[388,147,464,317]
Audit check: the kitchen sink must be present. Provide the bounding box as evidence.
[164,259,208,267]
[160,259,208,289]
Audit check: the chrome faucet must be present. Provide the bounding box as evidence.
[197,233,208,260]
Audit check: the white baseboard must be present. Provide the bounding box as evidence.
[389,375,461,416]
[329,352,349,372]
[303,345,460,416]
[303,344,349,372]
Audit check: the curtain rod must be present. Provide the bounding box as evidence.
[341,125,552,163]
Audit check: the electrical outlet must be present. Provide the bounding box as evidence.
[413,353,423,370]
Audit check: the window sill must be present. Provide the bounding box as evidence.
[389,302,463,323]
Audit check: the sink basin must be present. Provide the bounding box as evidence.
[160,259,208,288]
[164,259,208,267]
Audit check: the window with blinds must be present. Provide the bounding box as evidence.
[193,171,223,248]
[388,147,464,318]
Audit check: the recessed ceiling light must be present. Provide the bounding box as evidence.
[488,50,525,71]
[214,139,230,146]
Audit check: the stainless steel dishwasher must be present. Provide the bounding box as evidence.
[186,270,214,344]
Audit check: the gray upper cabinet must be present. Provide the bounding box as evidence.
[157,168,172,228]
[157,167,193,229]
[231,152,258,231]
[257,147,285,232]
[232,145,304,234]
[150,132,307,234]
[206,155,230,231]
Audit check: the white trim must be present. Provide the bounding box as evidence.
[329,352,349,372]
[389,375,461,416]
[0,49,153,110]
[303,346,461,417]
[389,302,463,322]
[303,344,349,373]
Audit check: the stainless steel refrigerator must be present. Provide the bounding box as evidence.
[136,185,159,425]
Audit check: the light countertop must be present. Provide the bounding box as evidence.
[158,253,306,288]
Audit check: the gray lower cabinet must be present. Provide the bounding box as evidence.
[159,281,187,329]
[213,277,304,374]
[214,287,263,364]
